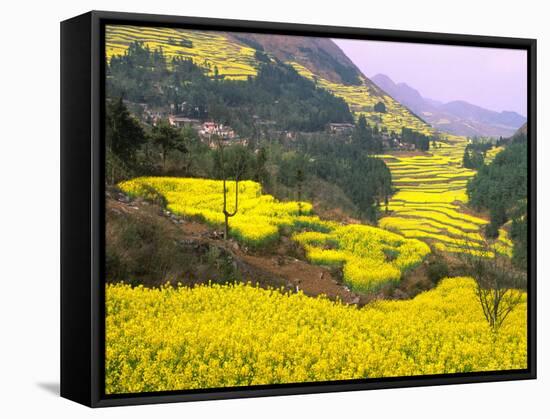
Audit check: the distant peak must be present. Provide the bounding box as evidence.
[396,81,412,88]
[372,73,395,84]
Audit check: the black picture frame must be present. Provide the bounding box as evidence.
[61,10,537,408]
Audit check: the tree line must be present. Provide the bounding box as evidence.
[278,120,393,222]
[462,140,494,170]
[106,41,396,224]
[467,133,528,269]
[106,96,393,224]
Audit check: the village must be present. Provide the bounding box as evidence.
[131,99,421,152]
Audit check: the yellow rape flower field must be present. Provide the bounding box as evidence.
[105,27,523,395]
[104,25,511,258]
[119,177,319,247]
[119,177,430,293]
[294,226,429,293]
[378,137,513,256]
[282,61,512,257]
[106,277,526,394]
[288,61,433,136]
[106,25,258,80]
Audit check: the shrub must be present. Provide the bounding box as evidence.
[426,257,450,283]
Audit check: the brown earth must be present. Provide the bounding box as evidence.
[107,189,437,307]
[107,192,365,305]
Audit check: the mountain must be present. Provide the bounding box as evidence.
[227,33,363,86]
[226,33,433,136]
[439,101,526,128]
[371,74,428,111]
[105,26,434,137]
[371,74,526,137]
[511,122,527,140]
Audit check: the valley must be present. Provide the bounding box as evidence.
[103,24,529,393]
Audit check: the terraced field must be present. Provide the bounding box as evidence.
[378,136,510,255]
[106,24,509,257]
[106,25,433,136]
[119,177,430,293]
[288,61,434,136]
[106,25,258,80]
[284,63,509,255]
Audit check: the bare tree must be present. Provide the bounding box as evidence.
[216,137,248,240]
[459,239,526,332]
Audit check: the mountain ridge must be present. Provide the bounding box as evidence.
[371,73,526,137]
[511,122,527,140]
[226,32,364,86]
[227,33,433,136]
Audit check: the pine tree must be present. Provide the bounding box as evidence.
[106,97,146,164]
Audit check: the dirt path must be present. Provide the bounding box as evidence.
[236,252,361,304]
[109,194,363,305]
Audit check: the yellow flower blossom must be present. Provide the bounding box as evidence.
[105,277,527,394]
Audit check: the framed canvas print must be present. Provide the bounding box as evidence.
[60,10,536,407]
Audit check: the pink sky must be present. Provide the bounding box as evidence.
[333,38,527,116]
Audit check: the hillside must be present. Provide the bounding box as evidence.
[106,25,259,80]
[119,177,430,294]
[105,25,433,136]
[105,24,511,256]
[371,74,526,137]
[102,25,528,395]
[378,136,498,254]
[225,32,363,85]
[512,122,528,139]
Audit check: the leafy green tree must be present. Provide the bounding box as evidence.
[296,167,305,215]
[151,119,188,169]
[486,204,507,238]
[510,200,528,270]
[374,101,387,113]
[467,139,527,269]
[401,127,430,151]
[352,115,381,153]
[106,97,146,162]
[463,142,492,169]
[175,125,201,175]
[296,132,391,222]
[352,114,368,143]
[254,146,270,186]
